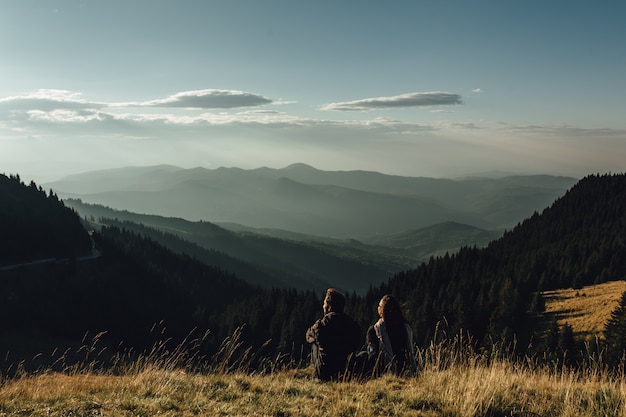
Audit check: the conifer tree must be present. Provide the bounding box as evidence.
[604,291,626,366]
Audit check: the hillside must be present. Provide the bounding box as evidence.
[0,174,92,266]
[360,221,502,260]
[382,173,626,351]
[65,199,507,292]
[218,221,502,262]
[0,174,258,365]
[64,199,412,293]
[541,280,626,340]
[45,164,577,237]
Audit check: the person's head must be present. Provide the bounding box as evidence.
[377,294,407,324]
[323,288,346,314]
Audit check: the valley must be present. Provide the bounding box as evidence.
[46,164,577,238]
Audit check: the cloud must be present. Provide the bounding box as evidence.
[321,92,463,111]
[10,96,434,133]
[27,109,110,123]
[124,89,273,109]
[472,88,483,93]
[0,89,274,113]
[3,89,624,182]
[0,89,102,112]
[2,89,83,102]
[501,123,626,138]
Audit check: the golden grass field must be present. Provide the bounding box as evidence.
[2,281,626,416]
[542,280,626,339]
[3,352,626,417]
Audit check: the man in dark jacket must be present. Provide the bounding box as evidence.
[306,288,361,381]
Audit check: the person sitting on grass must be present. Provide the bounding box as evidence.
[305,288,361,381]
[365,294,417,376]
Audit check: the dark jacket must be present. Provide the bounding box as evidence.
[306,312,360,380]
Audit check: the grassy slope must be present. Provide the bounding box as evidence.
[541,280,626,339]
[4,284,626,417]
[2,361,625,416]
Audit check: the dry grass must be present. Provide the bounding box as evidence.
[542,280,626,339]
[3,358,626,416]
[4,287,626,417]
[3,329,626,417]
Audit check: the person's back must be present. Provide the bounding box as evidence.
[306,288,361,381]
[366,294,417,376]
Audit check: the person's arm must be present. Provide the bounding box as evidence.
[306,321,319,344]
[366,325,379,356]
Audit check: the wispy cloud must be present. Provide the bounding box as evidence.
[0,89,84,102]
[0,89,274,112]
[121,89,273,109]
[0,89,102,112]
[321,92,463,111]
[27,109,110,123]
[0,89,435,133]
[499,123,626,138]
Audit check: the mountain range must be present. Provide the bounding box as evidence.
[63,199,501,293]
[46,164,578,238]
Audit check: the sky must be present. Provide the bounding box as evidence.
[1,0,625,183]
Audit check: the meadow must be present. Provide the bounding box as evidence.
[542,280,626,339]
[2,326,626,417]
[2,280,626,417]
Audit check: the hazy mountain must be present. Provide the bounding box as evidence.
[46,164,186,194]
[360,221,503,260]
[66,199,509,289]
[47,164,577,238]
[64,199,412,294]
[217,220,501,263]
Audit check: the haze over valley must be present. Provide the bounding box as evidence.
[36,162,573,295]
[47,163,577,239]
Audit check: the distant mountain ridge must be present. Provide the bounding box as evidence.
[65,199,501,293]
[47,164,577,238]
[360,221,503,259]
[49,165,474,236]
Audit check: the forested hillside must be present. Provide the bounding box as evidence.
[380,173,626,350]
[64,199,409,293]
[66,198,503,279]
[0,174,92,266]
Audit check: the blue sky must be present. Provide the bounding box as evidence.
[1,0,625,182]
